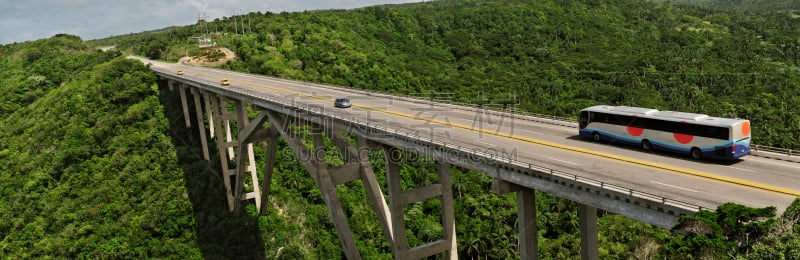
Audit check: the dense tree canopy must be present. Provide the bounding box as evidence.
[0,35,200,257]
[4,0,799,258]
[664,0,800,12]
[101,0,800,149]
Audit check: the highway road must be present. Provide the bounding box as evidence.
[143,58,800,215]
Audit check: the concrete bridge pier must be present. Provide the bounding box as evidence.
[259,109,459,259]
[492,179,538,260]
[384,145,458,259]
[170,80,263,213]
[208,94,261,213]
[260,110,365,259]
[493,179,599,260]
[189,87,209,161]
[579,204,599,260]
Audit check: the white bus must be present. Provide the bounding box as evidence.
[578,105,751,160]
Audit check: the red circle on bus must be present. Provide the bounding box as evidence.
[627,126,643,136]
[674,133,693,144]
[741,121,751,136]
[674,121,693,144]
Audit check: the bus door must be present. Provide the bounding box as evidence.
[579,111,589,128]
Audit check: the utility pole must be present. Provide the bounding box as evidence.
[203,12,209,36]
[232,10,238,34]
[239,9,245,35]
[197,13,209,37]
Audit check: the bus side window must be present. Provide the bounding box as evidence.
[601,113,611,124]
[618,115,632,126]
[653,120,673,133]
[708,126,728,140]
[630,117,645,128]
[674,122,687,134]
[594,113,606,123]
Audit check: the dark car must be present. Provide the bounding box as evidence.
[334,98,351,108]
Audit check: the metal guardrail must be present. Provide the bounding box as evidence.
[343,109,711,213]
[157,67,795,216]
[156,59,799,158]
[750,145,800,163]
[203,79,713,214]
[752,145,794,156]
[351,87,800,160]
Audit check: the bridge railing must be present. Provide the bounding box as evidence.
[313,107,713,213]
[161,70,713,223]
[378,117,711,213]
[352,87,800,160]
[159,65,799,159]
[229,78,715,214]
[752,145,795,156]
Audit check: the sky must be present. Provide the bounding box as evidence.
[0,0,423,45]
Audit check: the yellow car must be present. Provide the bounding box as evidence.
[177,70,184,75]
[221,79,230,86]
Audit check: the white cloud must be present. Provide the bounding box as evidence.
[0,0,422,44]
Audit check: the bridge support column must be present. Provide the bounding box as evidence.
[231,100,261,215]
[202,90,215,139]
[258,109,460,259]
[224,109,234,161]
[330,132,395,248]
[579,204,599,260]
[492,179,537,260]
[265,110,362,259]
[259,126,278,216]
[438,161,458,260]
[311,127,361,259]
[178,83,191,128]
[190,87,209,161]
[210,95,236,211]
[208,95,260,212]
[385,146,458,259]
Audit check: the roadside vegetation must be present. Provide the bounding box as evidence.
[2,0,798,258]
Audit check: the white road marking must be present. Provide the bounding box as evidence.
[752,158,800,170]
[519,129,544,135]
[547,157,579,166]
[475,140,496,147]
[650,181,698,193]
[723,166,754,172]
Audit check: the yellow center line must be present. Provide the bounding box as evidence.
[193,70,800,197]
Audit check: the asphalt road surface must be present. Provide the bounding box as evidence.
[142,58,800,215]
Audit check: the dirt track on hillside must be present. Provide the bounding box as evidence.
[178,47,236,67]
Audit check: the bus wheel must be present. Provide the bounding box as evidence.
[592,132,601,142]
[641,140,652,151]
[690,147,702,160]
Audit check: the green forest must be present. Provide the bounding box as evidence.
[98,0,800,150]
[0,35,201,257]
[663,0,800,12]
[2,0,799,258]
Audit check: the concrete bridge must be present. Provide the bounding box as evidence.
[144,58,800,259]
